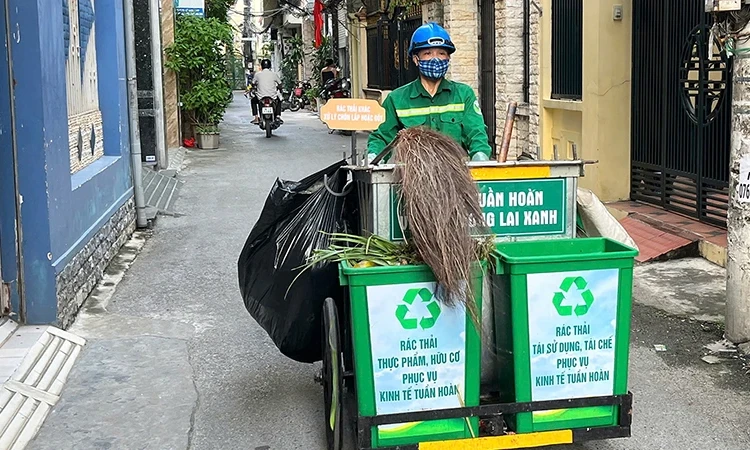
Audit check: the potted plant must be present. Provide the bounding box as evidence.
[306,86,322,112]
[195,124,220,149]
[165,15,233,145]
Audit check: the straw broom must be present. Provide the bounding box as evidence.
[392,127,487,318]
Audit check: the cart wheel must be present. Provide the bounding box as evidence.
[322,298,343,450]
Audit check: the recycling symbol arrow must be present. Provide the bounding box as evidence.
[552,276,595,317]
[396,288,442,330]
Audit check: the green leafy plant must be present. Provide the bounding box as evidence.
[195,124,220,134]
[281,36,305,91]
[310,36,333,89]
[260,42,275,58]
[165,15,233,128]
[305,86,321,103]
[205,0,234,21]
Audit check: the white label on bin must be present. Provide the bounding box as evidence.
[527,269,618,402]
[366,282,467,418]
[737,156,750,203]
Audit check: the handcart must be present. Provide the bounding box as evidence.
[318,161,636,450]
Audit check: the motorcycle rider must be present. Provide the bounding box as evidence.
[251,59,283,125]
[367,23,492,163]
[321,59,339,85]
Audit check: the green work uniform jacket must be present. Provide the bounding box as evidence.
[367,79,492,161]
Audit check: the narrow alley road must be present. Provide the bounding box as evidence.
[30,95,352,450]
[28,95,750,450]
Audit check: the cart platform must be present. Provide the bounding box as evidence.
[355,393,632,450]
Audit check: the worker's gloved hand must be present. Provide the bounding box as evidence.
[471,152,489,162]
[367,153,377,165]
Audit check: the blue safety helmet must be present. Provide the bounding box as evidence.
[408,23,456,57]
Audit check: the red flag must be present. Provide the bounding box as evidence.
[314,0,323,48]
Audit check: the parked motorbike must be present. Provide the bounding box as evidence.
[321,77,352,135]
[258,96,281,138]
[280,88,292,111]
[289,79,313,112]
[320,77,351,101]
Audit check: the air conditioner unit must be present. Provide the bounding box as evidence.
[706,0,742,12]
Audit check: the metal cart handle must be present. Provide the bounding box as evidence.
[323,174,354,197]
[369,141,396,166]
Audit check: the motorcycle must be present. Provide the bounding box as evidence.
[280,88,291,112]
[321,77,352,135]
[258,96,281,138]
[289,79,313,112]
[320,77,351,100]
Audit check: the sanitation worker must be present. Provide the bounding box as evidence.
[367,22,492,163]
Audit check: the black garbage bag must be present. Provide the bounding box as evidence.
[238,160,354,363]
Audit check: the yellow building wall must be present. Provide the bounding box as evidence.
[161,0,181,148]
[540,0,632,202]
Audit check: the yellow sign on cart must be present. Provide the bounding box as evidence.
[319,98,385,131]
[419,429,573,450]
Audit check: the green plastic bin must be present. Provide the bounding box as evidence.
[339,262,485,448]
[493,238,638,433]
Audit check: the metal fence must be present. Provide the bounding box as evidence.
[366,9,421,91]
[630,0,732,226]
[551,0,583,100]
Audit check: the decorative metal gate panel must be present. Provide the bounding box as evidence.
[366,7,421,90]
[631,0,732,227]
[390,13,421,89]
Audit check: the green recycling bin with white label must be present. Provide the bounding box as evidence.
[339,262,485,448]
[493,238,638,434]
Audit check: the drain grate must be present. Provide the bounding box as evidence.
[0,327,85,450]
[143,167,183,215]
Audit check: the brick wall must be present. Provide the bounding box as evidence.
[56,199,136,328]
[422,0,444,25]
[494,0,540,159]
[442,0,479,91]
[302,18,316,80]
[68,110,105,173]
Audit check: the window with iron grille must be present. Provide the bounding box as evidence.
[551,0,583,100]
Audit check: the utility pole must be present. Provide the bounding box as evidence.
[727,19,750,344]
[150,0,168,170]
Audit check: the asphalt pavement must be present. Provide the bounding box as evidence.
[28,94,750,450]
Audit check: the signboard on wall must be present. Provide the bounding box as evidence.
[175,0,205,16]
[390,178,568,241]
[737,156,750,204]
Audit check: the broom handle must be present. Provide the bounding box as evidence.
[370,140,396,166]
[497,102,518,163]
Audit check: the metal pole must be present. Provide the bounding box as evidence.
[3,0,26,321]
[351,131,358,165]
[124,0,148,228]
[727,35,750,344]
[497,102,518,163]
[149,0,168,169]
